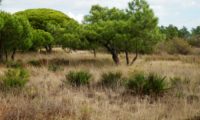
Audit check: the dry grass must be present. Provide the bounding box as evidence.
[0,50,200,120]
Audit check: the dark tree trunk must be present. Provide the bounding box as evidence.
[130,40,138,65]
[111,50,120,65]
[5,50,8,61]
[93,49,96,58]
[45,45,52,53]
[0,48,4,62]
[125,51,129,65]
[45,46,48,52]
[11,48,16,61]
[49,45,52,53]
[104,43,120,65]
[0,33,4,62]
[130,52,138,65]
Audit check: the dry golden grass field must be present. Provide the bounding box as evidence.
[0,49,200,120]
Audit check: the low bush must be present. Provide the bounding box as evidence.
[48,64,64,72]
[144,73,167,95]
[5,60,23,68]
[28,60,42,67]
[155,38,192,55]
[126,72,168,96]
[66,71,92,87]
[100,72,122,89]
[50,58,69,66]
[0,68,29,90]
[189,35,200,48]
[28,59,48,67]
[126,72,146,95]
[167,38,192,55]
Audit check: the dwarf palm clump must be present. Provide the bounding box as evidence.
[126,72,168,96]
[100,72,123,89]
[66,71,92,87]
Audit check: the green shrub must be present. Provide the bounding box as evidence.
[48,64,64,72]
[0,68,29,90]
[126,73,146,94]
[5,60,23,68]
[28,60,41,67]
[155,38,192,55]
[28,59,48,67]
[189,35,200,48]
[167,38,191,55]
[100,72,122,88]
[126,72,168,96]
[144,73,167,95]
[66,71,92,87]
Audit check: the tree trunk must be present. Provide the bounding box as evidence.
[0,47,4,62]
[5,50,8,61]
[0,33,4,62]
[93,49,96,58]
[111,51,120,65]
[11,48,16,61]
[125,51,130,65]
[45,46,48,52]
[45,45,52,53]
[49,45,52,53]
[130,52,138,65]
[130,40,138,65]
[104,43,120,65]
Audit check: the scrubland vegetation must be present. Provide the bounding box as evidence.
[0,0,200,119]
[0,52,199,120]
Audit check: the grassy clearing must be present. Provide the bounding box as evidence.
[0,50,200,120]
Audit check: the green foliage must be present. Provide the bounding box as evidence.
[126,72,168,96]
[100,72,122,88]
[61,33,86,50]
[178,26,190,39]
[144,73,167,95]
[192,26,200,36]
[15,8,71,30]
[16,8,81,50]
[31,29,54,51]
[189,35,200,47]
[5,60,23,68]
[160,25,191,41]
[84,0,162,64]
[126,72,146,94]
[160,25,179,40]
[189,26,200,48]
[0,68,29,90]
[0,11,32,61]
[66,71,92,87]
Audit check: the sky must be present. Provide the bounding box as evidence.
[0,0,200,30]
